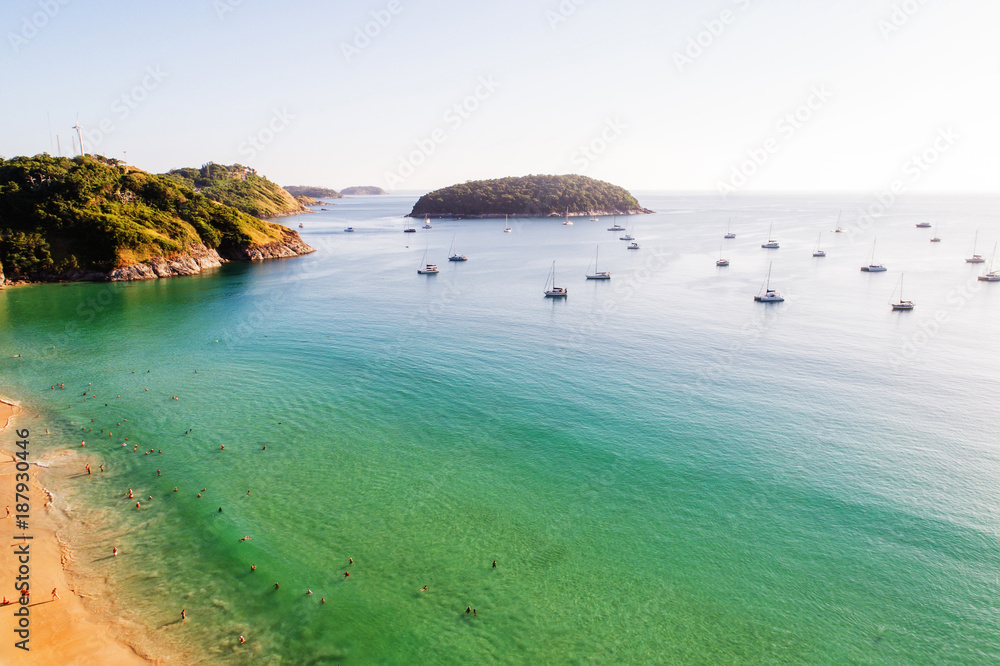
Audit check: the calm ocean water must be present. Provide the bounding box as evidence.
[2,192,999,664]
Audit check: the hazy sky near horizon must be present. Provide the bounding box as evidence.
[1,0,996,195]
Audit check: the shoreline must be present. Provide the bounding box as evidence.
[0,397,151,664]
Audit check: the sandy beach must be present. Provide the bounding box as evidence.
[0,397,150,665]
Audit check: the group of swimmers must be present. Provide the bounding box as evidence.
[67,371,500,651]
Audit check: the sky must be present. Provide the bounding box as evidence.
[1,0,997,195]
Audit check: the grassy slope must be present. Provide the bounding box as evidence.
[164,164,306,218]
[0,155,284,276]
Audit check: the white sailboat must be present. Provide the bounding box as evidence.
[812,231,826,257]
[761,222,779,248]
[860,238,887,272]
[543,261,568,297]
[620,224,635,241]
[417,244,439,274]
[965,230,985,263]
[754,262,784,302]
[890,274,914,310]
[562,208,573,225]
[724,218,736,239]
[930,225,941,242]
[585,246,611,280]
[608,215,626,232]
[503,214,512,233]
[422,216,433,229]
[978,243,1000,281]
[448,233,467,261]
[833,210,845,233]
[716,243,729,267]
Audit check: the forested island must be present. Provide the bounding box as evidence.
[0,155,313,285]
[407,175,652,218]
[283,185,343,199]
[164,163,308,218]
[340,186,386,195]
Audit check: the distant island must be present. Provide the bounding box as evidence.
[283,185,343,199]
[340,186,386,196]
[164,163,308,218]
[0,155,313,285]
[407,175,652,218]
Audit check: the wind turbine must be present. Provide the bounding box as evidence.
[72,114,84,157]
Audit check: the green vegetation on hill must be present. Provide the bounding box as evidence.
[163,163,306,218]
[283,185,342,199]
[340,186,386,196]
[0,154,287,278]
[408,175,650,217]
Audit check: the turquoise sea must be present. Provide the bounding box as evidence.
[2,193,1000,664]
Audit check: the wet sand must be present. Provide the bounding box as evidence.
[0,398,149,665]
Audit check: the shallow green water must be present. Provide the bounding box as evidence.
[2,194,999,663]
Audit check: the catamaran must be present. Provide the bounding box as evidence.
[448,233,467,261]
[724,218,736,239]
[754,262,784,302]
[585,246,611,280]
[965,230,985,263]
[761,222,779,248]
[626,241,640,250]
[812,231,826,257]
[716,243,729,267]
[404,220,416,233]
[860,238,887,272]
[544,261,568,297]
[833,210,845,233]
[417,244,438,274]
[890,274,915,310]
[978,243,1000,281]
[422,216,433,229]
[608,216,626,232]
